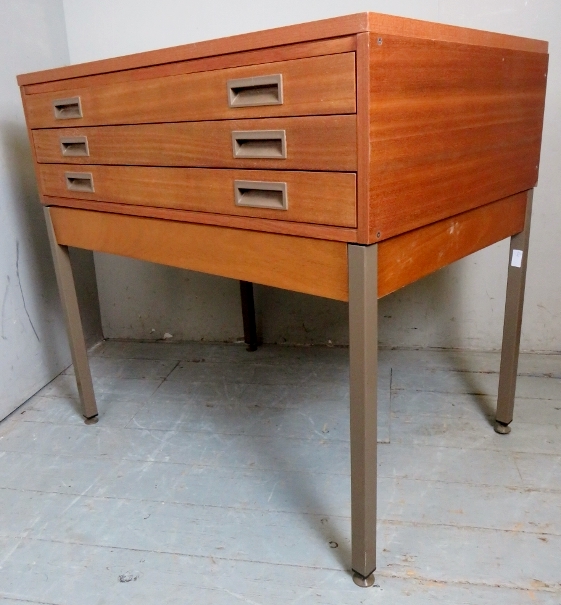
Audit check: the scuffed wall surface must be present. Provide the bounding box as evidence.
[0,0,101,419]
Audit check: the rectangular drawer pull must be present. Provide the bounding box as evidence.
[60,136,89,157]
[232,130,286,159]
[65,171,94,192]
[227,75,283,107]
[53,96,83,119]
[234,180,287,210]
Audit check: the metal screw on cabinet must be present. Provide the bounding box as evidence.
[377,37,383,45]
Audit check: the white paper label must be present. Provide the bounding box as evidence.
[511,249,523,268]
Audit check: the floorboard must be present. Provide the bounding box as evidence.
[0,342,559,604]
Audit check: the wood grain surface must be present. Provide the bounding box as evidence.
[39,164,357,228]
[367,34,548,242]
[17,12,546,87]
[356,32,372,243]
[50,207,349,301]
[365,12,547,53]
[41,196,359,242]
[24,38,356,96]
[25,54,356,129]
[48,192,525,302]
[33,115,357,171]
[377,192,527,297]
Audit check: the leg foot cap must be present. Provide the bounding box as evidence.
[494,421,511,435]
[84,415,99,425]
[353,571,375,588]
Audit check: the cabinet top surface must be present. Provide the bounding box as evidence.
[17,11,547,87]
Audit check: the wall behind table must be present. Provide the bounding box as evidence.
[0,0,101,420]
[63,0,561,352]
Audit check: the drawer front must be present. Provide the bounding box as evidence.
[26,53,356,129]
[39,164,357,228]
[51,207,350,301]
[33,115,357,171]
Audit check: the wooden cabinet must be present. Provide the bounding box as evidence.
[17,12,548,587]
[19,15,547,250]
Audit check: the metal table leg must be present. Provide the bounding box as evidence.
[239,280,258,351]
[495,189,533,434]
[348,244,378,587]
[44,207,99,424]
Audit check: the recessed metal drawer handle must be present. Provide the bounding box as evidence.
[65,172,94,193]
[234,180,287,210]
[60,136,89,157]
[232,130,286,159]
[227,75,283,107]
[53,96,83,119]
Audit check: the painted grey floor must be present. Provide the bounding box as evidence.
[0,341,560,604]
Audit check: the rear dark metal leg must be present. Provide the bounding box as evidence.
[348,244,378,587]
[495,189,533,435]
[239,280,258,351]
[44,207,99,423]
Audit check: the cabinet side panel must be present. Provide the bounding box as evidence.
[378,192,527,297]
[368,33,548,242]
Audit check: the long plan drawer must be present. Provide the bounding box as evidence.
[39,164,357,227]
[24,53,356,129]
[32,115,357,171]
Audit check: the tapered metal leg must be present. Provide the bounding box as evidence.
[495,190,533,434]
[44,207,98,423]
[348,244,378,586]
[239,280,258,352]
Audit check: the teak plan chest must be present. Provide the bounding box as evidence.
[18,12,548,588]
